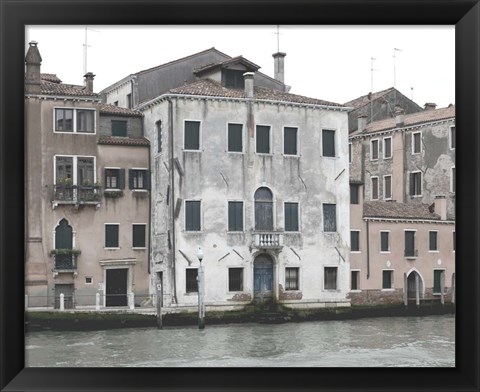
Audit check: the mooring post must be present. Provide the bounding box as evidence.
[95,293,100,310]
[415,274,420,307]
[129,292,135,310]
[25,294,28,310]
[156,281,163,329]
[440,271,445,306]
[60,293,65,311]
[451,273,455,306]
[198,264,205,330]
[403,273,408,306]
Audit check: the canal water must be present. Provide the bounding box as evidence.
[25,314,455,367]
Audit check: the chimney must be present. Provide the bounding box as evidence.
[357,113,368,132]
[243,72,254,98]
[25,41,42,94]
[424,102,437,111]
[84,72,95,93]
[395,107,405,126]
[433,196,447,220]
[272,52,286,84]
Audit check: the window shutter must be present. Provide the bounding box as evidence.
[228,202,235,231]
[284,127,297,155]
[256,126,270,153]
[322,130,335,157]
[145,170,151,190]
[103,168,108,189]
[185,121,200,150]
[323,204,337,232]
[235,203,243,231]
[405,231,415,254]
[128,169,134,189]
[381,232,389,252]
[118,169,125,189]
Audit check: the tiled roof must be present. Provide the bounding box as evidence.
[40,80,98,97]
[193,56,261,75]
[362,105,455,133]
[344,87,395,109]
[97,136,150,147]
[41,73,62,83]
[364,201,440,220]
[168,79,344,107]
[99,103,143,117]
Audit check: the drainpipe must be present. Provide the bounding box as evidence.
[402,129,407,203]
[147,130,151,275]
[366,219,370,279]
[168,98,178,304]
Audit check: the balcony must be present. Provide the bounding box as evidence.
[253,232,284,249]
[51,249,80,273]
[52,184,101,209]
[404,249,419,259]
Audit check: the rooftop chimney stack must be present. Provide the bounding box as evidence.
[433,195,447,220]
[424,102,437,111]
[357,113,368,132]
[25,41,42,94]
[395,107,405,127]
[272,52,286,84]
[84,72,95,93]
[243,72,255,98]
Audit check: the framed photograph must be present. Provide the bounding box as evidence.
[1,1,479,391]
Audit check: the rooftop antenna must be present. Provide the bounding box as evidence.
[393,48,402,106]
[411,86,414,101]
[370,57,378,119]
[274,25,281,52]
[83,26,99,79]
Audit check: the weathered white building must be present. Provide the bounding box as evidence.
[110,52,352,311]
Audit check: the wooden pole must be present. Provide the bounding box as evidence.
[415,273,420,307]
[403,273,408,306]
[156,280,163,329]
[440,271,445,306]
[198,264,205,329]
[451,273,455,305]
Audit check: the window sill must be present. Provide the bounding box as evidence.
[183,149,202,153]
[227,151,244,154]
[380,251,391,254]
[255,153,273,156]
[350,289,362,293]
[104,247,120,250]
[383,156,393,160]
[410,195,423,198]
[131,189,148,192]
[429,250,440,253]
[184,292,198,296]
[227,231,245,234]
[381,288,395,292]
[285,289,301,292]
[283,154,300,158]
[321,156,337,159]
[284,231,301,234]
[132,247,146,250]
[370,158,379,162]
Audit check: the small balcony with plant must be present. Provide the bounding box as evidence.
[50,248,81,273]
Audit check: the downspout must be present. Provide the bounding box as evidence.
[168,98,178,304]
[147,128,151,275]
[402,129,407,203]
[366,219,370,279]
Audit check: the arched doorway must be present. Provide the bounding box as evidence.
[407,270,424,300]
[254,187,273,231]
[253,254,274,302]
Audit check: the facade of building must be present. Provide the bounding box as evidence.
[103,50,352,310]
[348,105,455,305]
[25,42,150,309]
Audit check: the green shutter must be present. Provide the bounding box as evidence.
[186,201,201,231]
[322,130,335,157]
[284,127,297,155]
[133,225,145,247]
[256,126,270,153]
[185,121,200,150]
[112,120,127,137]
[118,169,125,189]
[323,204,336,232]
[105,225,119,248]
[228,124,243,152]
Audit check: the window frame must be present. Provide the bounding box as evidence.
[350,183,360,205]
[111,120,127,137]
[54,155,97,186]
[227,201,244,232]
[104,167,124,190]
[185,268,199,293]
[228,267,244,292]
[371,176,379,200]
[324,266,338,291]
[284,202,300,232]
[383,175,392,200]
[380,230,390,253]
[129,168,150,191]
[383,136,392,159]
[183,120,202,152]
[227,123,244,153]
[382,269,394,290]
[409,171,422,197]
[348,143,352,164]
[132,223,147,249]
[322,129,336,158]
[433,269,446,295]
[412,131,422,154]
[404,229,417,258]
[104,223,120,249]
[370,138,379,161]
[429,230,439,252]
[350,269,360,291]
[322,203,337,232]
[350,230,361,253]
[285,267,300,291]
[283,126,299,156]
[156,120,163,155]
[185,200,202,232]
[53,107,96,134]
[255,124,272,155]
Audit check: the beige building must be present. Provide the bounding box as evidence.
[25,42,150,309]
[349,105,455,305]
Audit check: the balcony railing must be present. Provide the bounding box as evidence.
[53,184,101,208]
[253,232,284,249]
[52,251,78,271]
[404,249,419,258]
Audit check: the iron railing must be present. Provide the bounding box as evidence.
[53,184,101,203]
[53,252,77,270]
[404,249,419,258]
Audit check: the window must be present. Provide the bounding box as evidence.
[126,93,132,109]
[371,177,379,200]
[129,169,150,190]
[451,167,455,193]
[350,184,359,204]
[228,201,243,232]
[351,271,360,290]
[114,101,118,106]
[222,69,245,89]
[412,132,422,154]
[55,156,95,186]
[105,224,119,248]
[433,270,444,294]
[429,231,438,251]
[228,123,243,152]
[157,121,162,154]
[383,175,392,200]
[54,108,95,133]
[285,267,299,290]
[284,127,298,155]
[322,129,335,157]
[228,268,244,292]
[185,201,201,231]
[349,143,352,163]
[382,270,393,289]
[323,203,336,232]
[110,120,126,137]
[254,187,273,231]
[383,137,392,159]
[132,224,146,248]
[380,231,390,252]
[410,172,422,196]
[351,230,360,252]
[284,202,299,232]
[104,168,125,189]
[324,267,337,290]
[450,126,455,149]
[256,125,271,154]
[85,277,93,284]
[186,269,198,293]
[405,231,416,257]
[184,121,201,150]
[371,139,379,160]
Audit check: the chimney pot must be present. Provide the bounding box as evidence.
[424,102,437,110]
[433,195,447,220]
[84,72,95,93]
[357,113,368,132]
[25,41,42,94]
[243,72,254,98]
[272,52,286,84]
[395,107,405,126]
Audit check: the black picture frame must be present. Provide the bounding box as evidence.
[1,1,479,391]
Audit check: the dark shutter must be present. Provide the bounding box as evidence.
[384,138,392,158]
[112,120,127,137]
[323,204,337,232]
[433,270,442,293]
[118,169,125,189]
[256,126,270,154]
[405,231,415,256]
[228,124,243,152]
[284,127,297,155]
[322,130,335,157]
[381,232,389,252]
[382,271,392,289]
[228,202,243,231]
[186,269,198,293]
[285,202,299,231]
[184,121,200,150]
[186,201,201,231]
[55,219,73,249]
[128,169,134,189]
[228,268,243,291]
[145,170,151,190]
[429,231,437,251]
[351,271,358,290]
[105,225,119,248]
[385,176,392,199]
[133,225,146,247]
[350,184,359,204]
[351,231,359,251]
[103,168,108,189]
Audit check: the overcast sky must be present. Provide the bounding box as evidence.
[25,25,455,108]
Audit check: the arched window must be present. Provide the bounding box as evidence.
[254,187,273,231]
[55,218,73,250]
